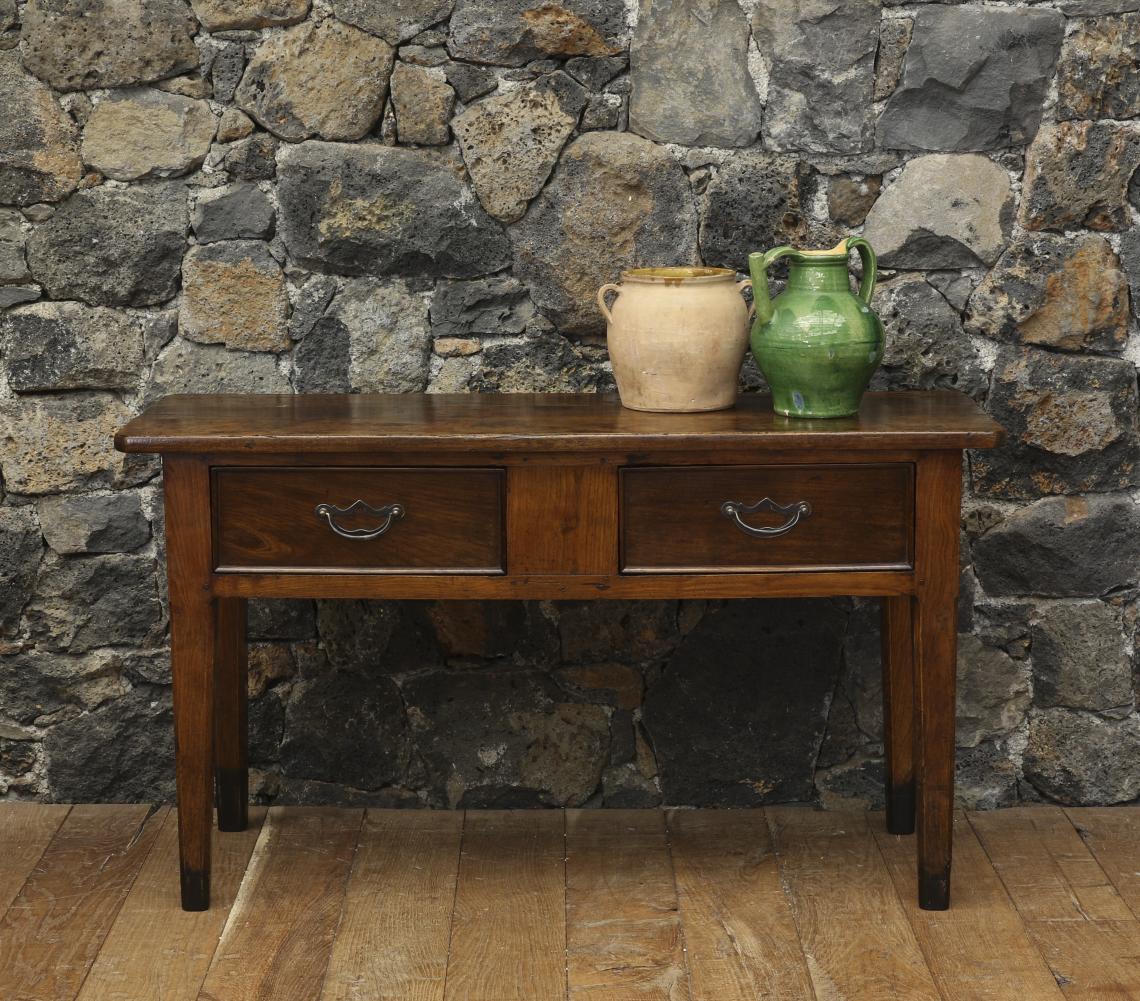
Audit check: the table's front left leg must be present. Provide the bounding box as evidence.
[914,450,962,911]
[214,597,248,832]
[164,456,217,911]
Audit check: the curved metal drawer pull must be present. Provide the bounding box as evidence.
[314,500,405,540]
[721,498,812,538]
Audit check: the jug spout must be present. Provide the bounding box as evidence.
[749,246,796,327]
[748,251,774,327]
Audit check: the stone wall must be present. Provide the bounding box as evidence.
[1,0,1138,810]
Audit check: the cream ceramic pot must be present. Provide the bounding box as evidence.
[597,267,753,412]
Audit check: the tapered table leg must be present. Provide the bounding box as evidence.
[164,457,216,912]
[914,451,962,911]
[881,595,915,836]
[214,598,248,833]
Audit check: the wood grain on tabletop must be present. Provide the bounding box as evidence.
[114,391,1004,454]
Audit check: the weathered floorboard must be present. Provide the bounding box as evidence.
[667,809,814,1001]
[1065,807,1140,920]
[0,803,1138,1001]
[444,810,566,1001]
[320,810,464,1001]
[874,812,1064,1001]
[970,807,1140,999]
[969,807,1133,923]
[197,807,363,1001]
[565,809,687,1001]
[767,807,941,1001]
[76,807,266,1001]
[0,804,165,1001]
[0,803,70,917]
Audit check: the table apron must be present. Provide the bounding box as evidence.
[208,570,917,600]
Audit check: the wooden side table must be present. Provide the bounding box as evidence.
[115,391,1003,912]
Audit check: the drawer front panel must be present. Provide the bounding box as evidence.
[620,464,912,572]
[214,467,504,572]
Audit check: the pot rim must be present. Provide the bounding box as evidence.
[620,266,737,283]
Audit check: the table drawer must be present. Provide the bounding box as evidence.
[620,464,912,572]
[213,467,504,572]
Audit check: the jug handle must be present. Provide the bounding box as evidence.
[846,237,877,305]
[737,278,755,321]
[760,245,798,271]
[597,283,621,324]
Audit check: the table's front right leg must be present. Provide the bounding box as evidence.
[913,450,962,912]
[164,457,216,911]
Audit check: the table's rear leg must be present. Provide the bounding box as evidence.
[214,597,248,832]
[914,450,961,911]
[165,456,216,911]
[881,595,915,836]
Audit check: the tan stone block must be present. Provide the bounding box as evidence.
[0,51,83,205]
[391,63,454,146]
[216,108,254,143]
[81,88,216,182]
[0,393,153,495]
[179,241,289,352]
[190,0,309,31]
[236,20,395,142]
[432,336,481,357]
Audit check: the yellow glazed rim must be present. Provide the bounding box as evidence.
[796,238,851,257]
[621,266,736,283]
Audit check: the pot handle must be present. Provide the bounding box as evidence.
[737,277,755,321]
[846,236,877,305]
[596,283,621,324]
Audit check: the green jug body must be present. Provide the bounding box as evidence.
[748,239,885,419]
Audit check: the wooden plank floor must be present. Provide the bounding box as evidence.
[1,805,1139,1001]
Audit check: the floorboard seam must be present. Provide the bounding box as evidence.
[71,805,169,1001]
[313,809,367,1001]
[562,809,571,1001]
[0,803,72,926]
[868,817,954,1001]
[207,804,276,979]
[762,808,824,1001]
[439,808,466,1001]
[662,809,697,1001]
[964,809,1077,995]
[1062,806,1140,925]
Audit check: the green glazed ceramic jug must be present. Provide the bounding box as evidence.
[748,237,884,418]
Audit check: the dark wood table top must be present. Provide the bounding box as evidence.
[115,391,1004,455]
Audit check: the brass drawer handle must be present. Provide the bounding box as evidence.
[721,498,812,538]
[314,500,405,540]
